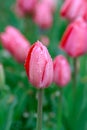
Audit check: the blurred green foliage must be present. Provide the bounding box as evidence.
[0,0,87,130]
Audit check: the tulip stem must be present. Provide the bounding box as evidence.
[57,88,62,130]
[72,58,78,125]
[73,58,78,102]
[37,88,43,130]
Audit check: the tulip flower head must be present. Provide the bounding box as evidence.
[40,35,50,46]
[82,2,87,21]
[53,55,71,86]
[60,17,87,57]
[16,0,38,16]
[24,41,53,88]
[34,2,53,29]
[0,26,30,63]
[60,0,85,21]
[42,0,57,13]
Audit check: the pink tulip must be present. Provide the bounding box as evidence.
[0,26,30,63]
[60,18,87,57]
[33,2,53,29]
[40,35,49,46]
[42,0,57,13]
[14,4,25,17]
[60,0,85,21]
[24,41,53,88]
[16,0,38,16]
[82,2,87,21]
[53,55,71,86]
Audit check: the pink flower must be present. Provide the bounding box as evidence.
[82,2,87,21]
[42,0,57,13]
[24,41,53,88]
[0,26,30,63]
[33,2,53,29]
[16,0,38,16]
[40,35,50,46]
[14,4,25,17]
[53,55,71,86]
[60,18,87,57]
[60,0,85,21]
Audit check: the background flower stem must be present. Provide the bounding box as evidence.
[73,58,78,100]
[72,58,78,126]
[37,88,44,130]
[57,87,62,130]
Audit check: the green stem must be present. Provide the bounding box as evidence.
[73,58,78,103]
[37,88,43,130]
[57,88,62,130]
[4,98,17,130]
[72,58,78,127]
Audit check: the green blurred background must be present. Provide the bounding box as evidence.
[0,0,87,130]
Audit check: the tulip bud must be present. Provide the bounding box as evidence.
[60,0,85,21]
[0,64,5,88]
[14,4,25,17]
[42,0,57,13]
[24,41,53,88]
[53,55,71,86]
[40,35,49,46]
[16,0,38,16]
[0,26,30,63]
[82,2,87,21]
[60,18,87,57]
[33,3,53,29]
